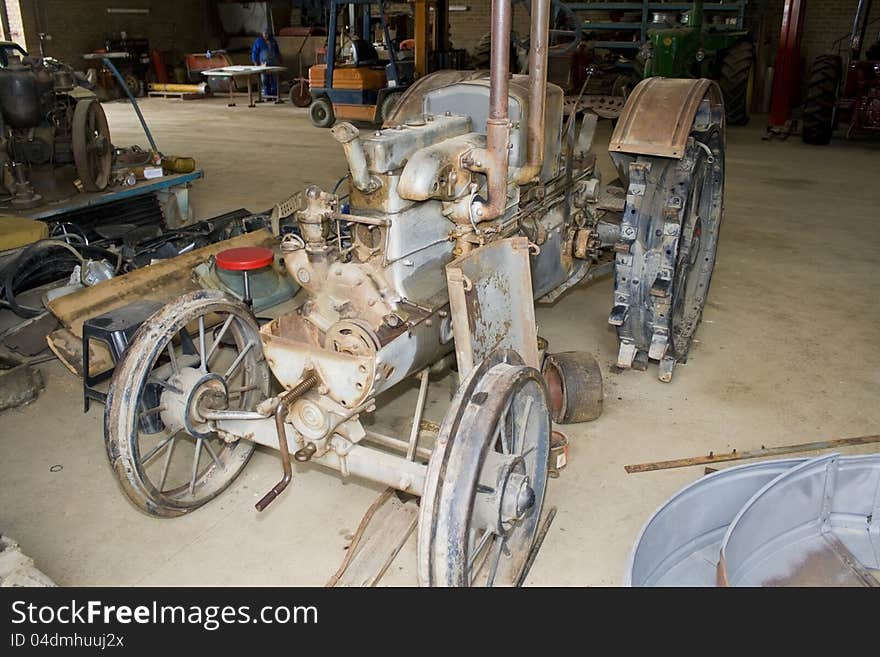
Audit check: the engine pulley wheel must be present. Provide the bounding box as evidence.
[418,349,551,586]
[324,319,380,357]
[104,290,270,517]
[72,98,113,192]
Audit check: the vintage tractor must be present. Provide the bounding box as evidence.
[103,0,726,586]
[637,0,753,125]
[802,0,880,145]
[308,0,413,128]
[0,41,112,208]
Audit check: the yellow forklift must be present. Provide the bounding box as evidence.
[308,0,440,127]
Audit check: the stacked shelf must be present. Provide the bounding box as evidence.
[562,1,747,51]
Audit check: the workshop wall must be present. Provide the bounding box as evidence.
[449,0,532,53]
[800,0,880,67]
[14,0,211,70]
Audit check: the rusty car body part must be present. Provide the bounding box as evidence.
[717,453,880,587]
[446,237,540,380]
[609,77,723,161]
[255,371,318,511]
[624,434,880,473]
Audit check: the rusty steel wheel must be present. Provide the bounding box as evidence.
[289,80,311,107]
[104,290,270,517]
[542,351,603,424]
[418,349,551,587]
[611,122,724,382]
[72,99,113,192]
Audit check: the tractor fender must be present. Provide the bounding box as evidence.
[609,77,724,161]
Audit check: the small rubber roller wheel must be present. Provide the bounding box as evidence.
[541,351,603,424]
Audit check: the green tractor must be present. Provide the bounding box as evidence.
[637,1,754,125]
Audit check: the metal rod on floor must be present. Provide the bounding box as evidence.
[515,506,557,587]
[624,434,880,474]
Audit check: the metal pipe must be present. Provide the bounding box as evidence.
[332,211,390,227]
[255,372,318,511]
[313,443,428,496]
[97,56,159,154]
[851,0,873,58]
[363,430,432,462]
[515,0,551,184]
[330,122,378,193]
[470,0,512,223]
[406,369,430,461]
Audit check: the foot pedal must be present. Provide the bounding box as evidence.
[650,276,671,298]
[658,356,676,383]
[617,341,637,369]
[608,304,628,326]
[632,350,649,371]
[649,332,669,361]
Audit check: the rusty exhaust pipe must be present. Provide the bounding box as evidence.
[515,0,551,184]
[255,371,319,511]
[470,0,512,223]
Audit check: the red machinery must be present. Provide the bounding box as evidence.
[802,0,880,144]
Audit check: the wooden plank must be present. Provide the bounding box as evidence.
[46,327,112,378]
[47,229,275,338]
[335,496,419,588]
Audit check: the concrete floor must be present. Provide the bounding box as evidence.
[1,96,878,586]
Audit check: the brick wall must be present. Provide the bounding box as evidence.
[449,0,531,53]
[800,0,880,67]
[13,0,210,69]
[5,0,28,45]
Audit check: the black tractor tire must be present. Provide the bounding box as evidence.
[470,32,522,74]
[309,96,335,128]
[719,41,754,126]
[378,90,404,124]
[541,351,603,424]
[801,54,842,145]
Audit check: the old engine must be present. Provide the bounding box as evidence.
[0,46,112,207]
[102,0,726,587]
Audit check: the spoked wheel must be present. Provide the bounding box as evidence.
[289,80,311,107]
[418,349,551,587]
[104,290,270,517]
[610,106,724,382]
[72,99,113,192]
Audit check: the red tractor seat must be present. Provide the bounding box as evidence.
[215,247,275,310]
[215,247,275,272]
